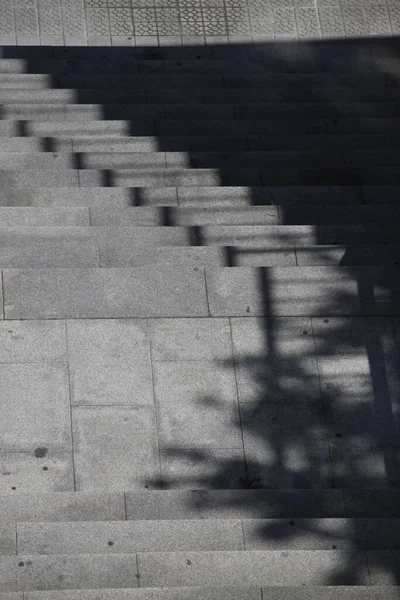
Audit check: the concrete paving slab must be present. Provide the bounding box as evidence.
[231,248,298,267]
[0,452,74,493]
[25,588,262,600]
[0,170,79,189]
[243,518,400,551]
[148,318,232,362]
[159,447,246,490]
[67,320,153,406]
[0,525,16,556]
[0,320,66,364]
[100,246,225,269]
[367,551,400,586]
[72,406,160,491]
[3,267,209,319]
[153,361,241,449]
[205,267,400,317]
[312,316,399,415]
[261,588,400,600]
[0,363,71,453]
[0,208,89,227]
[89,206,280,227]
[125,489,346,520]
[176,186,270,207]
[0,492,125,523]
[242,428,332,489]
[0,554,137,592]
[230,317,320,404]
[78,168,224,188]
[295,246,400,267]
[199,225,384,247]
[137,550,370,586]
[0,154,71,171]
[17,519,244,554]
[343,490,400,518]
[0,238,99,269]
[89,208,162,228]
[329,442,400,488]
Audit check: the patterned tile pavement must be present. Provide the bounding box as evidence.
[0,0,398,45]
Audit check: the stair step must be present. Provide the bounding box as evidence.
[2,186,398,209]
[0,489,398,523]
[126,550,374,587]
[0,188,179,208]
[294,246,400,267]
[0,208,89,227]
[3,167,397,188]
[17,520,243,554]
[2,151,400,172]
[1,56,394,74]
[5,87,400,106]
[0,492,125,523]
[205,266,400,317]
[124,489,400,520]
[3,134,400,155]
[15,518,400,554]
[88,206,279,227]
[3,266,400,319]
[0,241,397,269]
[86,204,400,227]
[0,554,137,591]
[279,204,400,225]
[5,588,262,600]
[0,225,386,249]
[0,550,395,589]
[5,102,400,121]
[53,73,385,90]
[1,266,209,319]
[18,587,400,600]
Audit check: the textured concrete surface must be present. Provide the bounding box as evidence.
[0,0,399,46]
[0,31,399,595]
[0,492,126,523]
[25,589,263,600]
[16,519,245,553]
[136,550,370,586]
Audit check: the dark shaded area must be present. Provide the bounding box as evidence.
[1,36,400,586]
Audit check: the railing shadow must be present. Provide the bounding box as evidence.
[1,35,400,586]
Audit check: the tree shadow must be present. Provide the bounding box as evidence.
[1,34,400,586]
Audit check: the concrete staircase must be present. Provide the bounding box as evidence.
[1,39,400,598]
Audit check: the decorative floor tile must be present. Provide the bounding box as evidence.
[156,8,181,35]
[62,1,86,35]
[15,0,40,35]
[0,0,397,49]
[202,7,227,34]
[109,7,134,34]
[84,0,107,7]
[225,1,251,36]
[295,7,320,37]
[0,1,15,35]
[85,6,111,34]
[341,3,367,36]
[108,0,132,5]
[132,8,158,35]
[179,8,204,35]
[364,4,392,35]
[388,3,400,33]
[273,7,298,37]
[318,6,345,36]
[248,0,274,37]
[38,0,63,35]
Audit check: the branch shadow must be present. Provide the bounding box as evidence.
[1,34,400,586]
